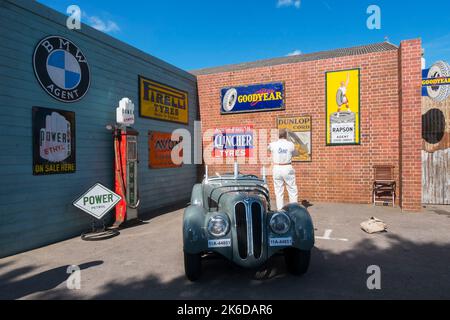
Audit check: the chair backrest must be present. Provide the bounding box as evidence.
[373,165,395,181]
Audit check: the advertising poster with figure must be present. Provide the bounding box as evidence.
[277,116,312,162]
[32,107,76,175]
[326,69,360,145]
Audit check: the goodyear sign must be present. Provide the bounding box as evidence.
[422,61,450,102]
[139,76,189,125]
[221,82,285,114]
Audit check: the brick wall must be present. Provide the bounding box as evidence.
[197,40,422,210]
[399,39,423,211]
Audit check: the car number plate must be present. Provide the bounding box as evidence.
[208,239,231,248]
[269,237,293,247]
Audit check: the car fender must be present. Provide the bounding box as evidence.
[190,184,203,207]
[183,205,208,254]
[284,203,315,251]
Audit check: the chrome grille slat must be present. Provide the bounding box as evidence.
[235,202,248,259]
[235,200,264,260]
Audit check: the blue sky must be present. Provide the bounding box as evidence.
[37,0,450,70]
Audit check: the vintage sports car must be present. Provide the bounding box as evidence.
[183,165,315,281]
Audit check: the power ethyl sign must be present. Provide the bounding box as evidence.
[73,183,122,220]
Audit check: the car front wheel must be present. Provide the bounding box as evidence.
[284,248,311,276]
[184,251,202,281]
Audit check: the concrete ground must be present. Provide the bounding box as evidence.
[1,203,450,300]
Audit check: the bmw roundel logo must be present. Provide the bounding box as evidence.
[33,36,90,103]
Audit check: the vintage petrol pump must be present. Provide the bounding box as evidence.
[111,98,140,228]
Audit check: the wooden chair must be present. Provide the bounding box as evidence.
[373,165,396,207]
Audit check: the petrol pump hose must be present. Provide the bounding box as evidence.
[112,129,127,228]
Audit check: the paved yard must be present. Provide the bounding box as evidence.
[1,203,450,300]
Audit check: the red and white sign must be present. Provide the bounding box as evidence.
[212,126,254,158]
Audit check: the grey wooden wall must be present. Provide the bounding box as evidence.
[0,0,199,258]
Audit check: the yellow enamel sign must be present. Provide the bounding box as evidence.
[139,76,189,125]
[326,69,360,145]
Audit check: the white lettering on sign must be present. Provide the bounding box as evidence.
[269,237,293,247]
[73,183,122,220]
[39,112,72,163]
[208,239,231,248]
[116,97,135,126]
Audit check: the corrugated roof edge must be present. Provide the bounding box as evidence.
[8,0,197,83]
[191,42,399,76]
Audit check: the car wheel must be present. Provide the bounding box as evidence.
[184,251,202,281]
[284,248,311,276]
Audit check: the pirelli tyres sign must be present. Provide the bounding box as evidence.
[139,76,189,125]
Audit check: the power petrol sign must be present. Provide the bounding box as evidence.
[73,183,122,220]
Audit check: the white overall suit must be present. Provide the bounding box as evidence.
[268,139,299,210]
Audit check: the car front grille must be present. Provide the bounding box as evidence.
[235,200,264,260]
[252,202,262,259]
[235,202,248,259]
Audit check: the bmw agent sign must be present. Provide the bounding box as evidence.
[33,36,91,103]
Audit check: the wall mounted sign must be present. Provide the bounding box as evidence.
[32,107,76,175]
[73,183,122,220]
[422,61,450,102]
[139,76,189,125]
[116,98,135,127]
[149,131,183,169]
[221,82,285,114]
[277,116,312,162]
[213,126,254,158]
[326,69,360,146]
[33,36,90,103]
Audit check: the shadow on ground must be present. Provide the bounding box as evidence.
[3,233,446,300]
[0,261,103,300]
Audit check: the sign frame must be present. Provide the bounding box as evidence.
[33,35,91,103]
[32,106,76,176]
[148,131,184,169]
[277,115,313,162]
[138,75,189,125]
[325,68,361,146]
[220,82,286,115]
[73,183,122,220]
[212,125,255,159]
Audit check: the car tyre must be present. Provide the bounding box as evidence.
[184,251,202,281]
[285,248,311,276]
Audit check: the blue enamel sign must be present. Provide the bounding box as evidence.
[221,82,285,114]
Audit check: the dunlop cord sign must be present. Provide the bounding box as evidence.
[139,76,189,125]
[277,116,312,162]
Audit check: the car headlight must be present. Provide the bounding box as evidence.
[208,215,230,238]
[270,212,291,234]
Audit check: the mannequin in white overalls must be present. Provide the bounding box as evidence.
[268,129,299,210]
